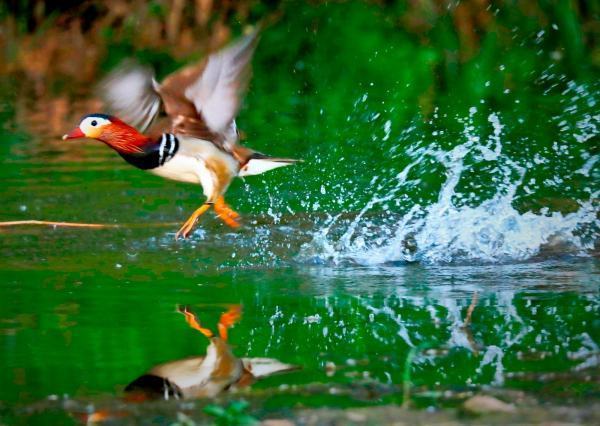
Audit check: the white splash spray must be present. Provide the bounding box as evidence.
[300,107,599,266]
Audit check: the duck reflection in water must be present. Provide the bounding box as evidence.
[124,305,299,401]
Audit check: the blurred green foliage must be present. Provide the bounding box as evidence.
[1,1,597,82]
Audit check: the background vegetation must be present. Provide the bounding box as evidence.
[0,0,598,93]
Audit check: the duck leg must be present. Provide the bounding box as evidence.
[214,196,241,228]
[175,203,211,239]
[217,305,242,341]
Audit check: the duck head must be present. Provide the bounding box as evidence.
[63,114,149,154]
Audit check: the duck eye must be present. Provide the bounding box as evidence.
[91,120,98,126]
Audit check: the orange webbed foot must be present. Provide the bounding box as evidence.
[214,196,241,228]
[175,204,211,239]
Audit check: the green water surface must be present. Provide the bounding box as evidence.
[0,1,599,425]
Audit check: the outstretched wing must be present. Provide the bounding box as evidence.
[153,59,216,142]
[183,30,259,135]
[97,61,162,133]
[98,29,259,148]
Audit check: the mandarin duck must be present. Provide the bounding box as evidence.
[124,305,298,400]
[63,29,298,238]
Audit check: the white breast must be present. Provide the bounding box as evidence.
[151,154,202,184]
[149,136,239,199]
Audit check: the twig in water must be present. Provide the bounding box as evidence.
[463,292,479,328]
[0,220,181,229]
[0,220,116,228]
[461,292,480,355]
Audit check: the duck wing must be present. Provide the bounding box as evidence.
[97,59,205,140]
[98,29,259,151]
[97,60,161,133]
[158,29,260,148]
[182,29,259,137]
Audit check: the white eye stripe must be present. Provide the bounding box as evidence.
[79,116,111,134]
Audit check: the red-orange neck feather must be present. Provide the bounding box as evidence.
[98,119,151,154]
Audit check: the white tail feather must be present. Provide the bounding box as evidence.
[238,158,297,177]
[242,357,300,378]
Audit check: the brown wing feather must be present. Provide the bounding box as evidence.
[157,59,207,121]
[105,75,220,146]
[101,30,260,155]
[155,58,224,147]
[153,30,259,151]
[160,59,208,99]
[184,31,259,135]
[231,145,255,164]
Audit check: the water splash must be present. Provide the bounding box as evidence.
[300,98,599,265]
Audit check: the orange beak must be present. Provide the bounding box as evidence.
[62,127,85,140]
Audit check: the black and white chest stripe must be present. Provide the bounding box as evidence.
[119,133,180,170]
[157,133,179,166]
